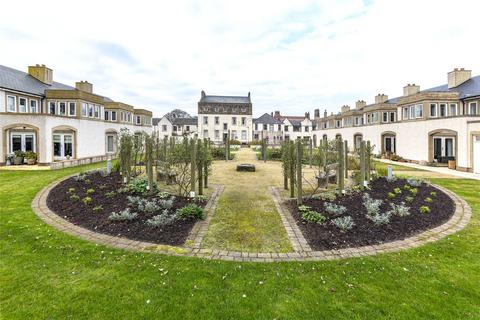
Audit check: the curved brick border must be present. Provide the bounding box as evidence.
[32,175,472,262]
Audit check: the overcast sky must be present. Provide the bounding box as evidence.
[1,0,479,118]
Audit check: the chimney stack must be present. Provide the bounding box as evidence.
[75,81,93,93]
[403,83,420,96]
[341,105,350,113]
[274,110,280,119]
[375,94,388,104]
[305,112,310,119]
[355,100,366,109]
[448,68,471,89]
[28,64,53,85]
[201,90,206,98]
[324,110,327,118]
[314,109,320,118]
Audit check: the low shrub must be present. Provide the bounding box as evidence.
[146,210,176,227]
[86,188,95,194]
[362,194,383,216]
[367,211,391,226]
[70,194,80,202]
[84,179,91,185]
[311,191,337,202]
[68,187,76,194]
[409,188,418,196]
[109,208,138,221]
[105,191,116,198]
[99,184,107,190]
[390,202,410,217]
[430,191,437,197]
[176,204,204,220]
[298,205,311,212]
[143,201,161,214]
[93,205,103,213]
[193,195,208,202]
[323,202,347,216]
[82,197,93,205]
[419,206,431,214]
[386,176,397,182]
[424,197,433,203]
[403,184,411,190]
[393,187,402,194]
[405,196,414,203]
[387,192,396,199]
[407,178,423,187]
[73,173,87,182]
[126,177,158,195]
[211,147,234,160]
[302,210,326,224]
[158,191,171,199]
[331,216,354,231]
[159,198,174,210]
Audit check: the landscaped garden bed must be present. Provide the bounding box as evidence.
[285,177,455,250]
[47,170,208,245]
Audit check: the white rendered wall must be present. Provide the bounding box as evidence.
[198,114,253,143]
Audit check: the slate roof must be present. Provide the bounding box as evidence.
[172,117,197,126]
[423,75,480,99]
[200,95,250,104]
[253,113,282,125]
[152,118,162,126]
[0,64,75,95]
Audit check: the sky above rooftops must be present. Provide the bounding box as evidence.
[1,0,479,118]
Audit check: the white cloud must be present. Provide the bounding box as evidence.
[1,0,479,117]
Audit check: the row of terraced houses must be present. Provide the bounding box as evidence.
[0,64,152,168]
[1,64,479,173]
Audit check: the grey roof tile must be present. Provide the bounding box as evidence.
[200,95,250,104]
[253,113,282,125]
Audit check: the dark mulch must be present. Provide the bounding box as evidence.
[47,171,207,246]
[285,177,455,250]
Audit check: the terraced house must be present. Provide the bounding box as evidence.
[0,64,153,168]
[313,68,480,173]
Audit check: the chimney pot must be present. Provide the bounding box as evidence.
[75,80,93,93]
[448,68,471,89]
[28,64,53,85]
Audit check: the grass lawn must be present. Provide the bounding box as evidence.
[1,162,479,319]
[202,148,292,252]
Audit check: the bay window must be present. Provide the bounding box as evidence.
[81,103,88,117]
[49,101,56,115]
[469,102,478,115]
[29,100,38,113]
[7,96,16,112]
[450,103,457,116]
[58,102,66,115]
[111,111,117,121]
[439,103,446,117]
[19,98,27,113]
[415,104,423,118]
[430,103,437,117]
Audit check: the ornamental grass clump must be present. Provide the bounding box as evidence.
[323,202,347,216]
[109,208,138,221]
[331,216,354,231]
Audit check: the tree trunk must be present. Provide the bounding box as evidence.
[296,139,303,205]
[190,139,196,195]
[366,140,371,182]
[203,138,208,188]
[337,139,344,194]
[344,140,348,179]
[360,140,366,185]
[289,140,295,198]
[197,139,203,195]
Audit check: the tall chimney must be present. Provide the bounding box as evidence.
[355,100,366,109]
[305,112,310,119]
[324,110,327,118]
[28,64,53,85]
[375,94,388,104]
[274,110,280,119]
[448,68,471,89]
[341,105,350,113]
[201,90,206,98]
[403,84,420,96]
[314,109,320,118]
[75,81,93,93]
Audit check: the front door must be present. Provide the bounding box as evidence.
[433,136,455,163]
[384,136,396,154]
[53,134,73,160]
[10,132,36,153]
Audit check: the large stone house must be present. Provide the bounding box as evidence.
[252,113,283,145]
[197,91,253,144]
[153,109,197,139]
[0,64,153,168]
[313,68,480,173]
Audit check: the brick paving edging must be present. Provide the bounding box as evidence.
[32,176,472,262]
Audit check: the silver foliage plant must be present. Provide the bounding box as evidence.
[390,202,411,217]
[146,210,176,227]
[331,216,354,231]
[323,202,347,216]
[362,193,383,216]
[109,208,138,221]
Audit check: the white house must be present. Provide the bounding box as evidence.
[197,91,253,144]
[0,64,153,168]
[153,109,198,139]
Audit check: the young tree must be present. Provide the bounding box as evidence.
[118,129,133,183]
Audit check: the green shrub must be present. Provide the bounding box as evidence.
[409,188,418,196]
[93,205,103,213]
[86,188,95,194]
[105,191,116,198]
[393,187,402,194]
[405,196,414,203]
[82,197,93,205]
[298,205,311,213]
[331,216,354,231]
[419,206,431,214]
[125,177,158,195]
[68,187,76,193]
[430,191,437,197]
[403,184,411,190]
[211,147,234,160]
[424,197,433,203]
[387,192,396,199]
[70,194,80,202]
[111,159,121,172]
[84,179,91,185]
[390,202,411,217]
[99,184,107,189]
[158,191,171,199]
[302,210,326,224]
[176,204,204,220]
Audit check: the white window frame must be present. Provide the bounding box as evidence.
[415,104,423,118]
[94,105,100,118]
[49,101,56,115]
[7,95,16,112]
[382,112,388,123]
[449,103,457,116]
[136,115,141,125]
[111,111,117,121]
[241,117,246,126]
[58,101,66,116]
[403,107,409,120]
[389,112,396,122]
[106,134,116,154]
[10,132,36,153]
[53,133,74,160]
[29,99,38,113]
[439,103,447,117]
[429,103,437,117]
[203,116,208,125]
[81,103,88,117]
[88,104,94,117]
[469,102,478,115]
[241,130,247,140]
[18,97,27,113]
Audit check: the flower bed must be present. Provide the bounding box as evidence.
[285,177,455,250]
[47,171,208,245]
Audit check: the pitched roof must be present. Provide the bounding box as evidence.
[0,64,74,95]
[423,75,480,99]
[200,94,250,104]
[172,117,197,126]
[152,118,162,126]
[253,113,282,125]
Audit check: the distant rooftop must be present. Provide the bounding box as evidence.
[199,90,251,104]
